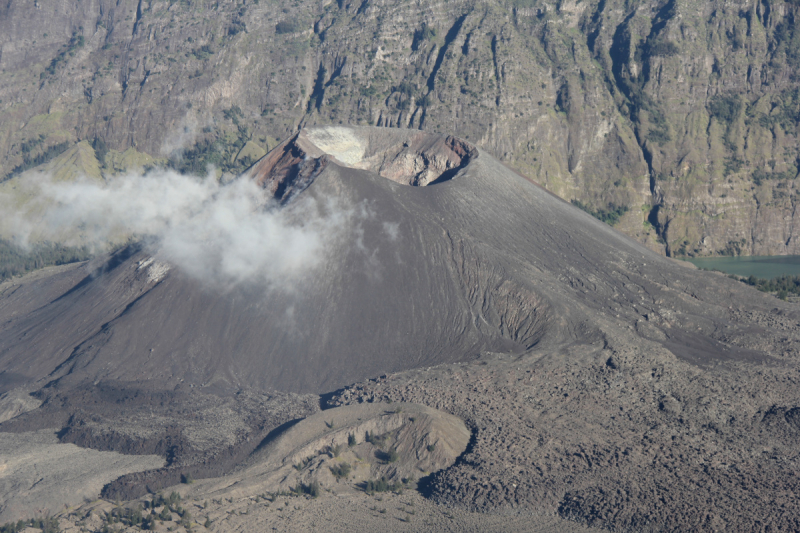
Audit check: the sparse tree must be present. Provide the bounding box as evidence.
[388,448,400,463]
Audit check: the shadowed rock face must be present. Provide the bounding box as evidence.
[1,126,800,529]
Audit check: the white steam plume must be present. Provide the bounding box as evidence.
[160,113,204,156]
[6,169,350,289]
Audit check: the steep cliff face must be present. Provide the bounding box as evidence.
[1,0,799,256]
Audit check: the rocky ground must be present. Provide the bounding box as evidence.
[41,489,604,533]
[7,403,602,532]
[0,383,320,503]
[3,307,800,531]
[0,430,163,524]
[9,306,800,532]
[326,329,800,531]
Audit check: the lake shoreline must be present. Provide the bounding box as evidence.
[681,255,800,278]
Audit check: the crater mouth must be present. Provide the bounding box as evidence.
[302,126,477,187]
[245,126,478,201]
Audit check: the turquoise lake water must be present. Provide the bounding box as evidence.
[684,255,800,278]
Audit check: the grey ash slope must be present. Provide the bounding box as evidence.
[1,127,799,530]
[0,126,779,396]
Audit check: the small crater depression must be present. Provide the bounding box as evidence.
[245,126,477,202]
[303,126,477,186]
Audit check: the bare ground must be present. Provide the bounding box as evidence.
[0,430,163,523]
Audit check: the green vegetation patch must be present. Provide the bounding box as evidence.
[329,462,351,480]
[3,141,71,182]
[773,15,800,69]
[41,32,85,79]
[292,481,321,498]
[753,88,800,132]
[108,505,148,529]
[276,19,305,35]
[708,95,742,124]
[293,455,315,471]
[571,200,630,226]
[715,239,747,257]
[364,430,388,448]
[189,44,214,61]
[0,239,92,282]
[1,517,59,533]
[645,38,679,57]
[734,274,800,300]
[412,25,437,50]
[1,491,196,532]
[167,109,257,176]
[386,447,399,463]
[362,476,404,494]
[362,475,415,495]
[752,166,797,185]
